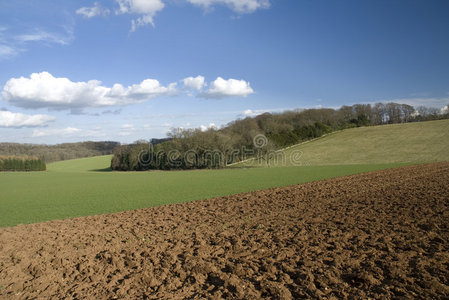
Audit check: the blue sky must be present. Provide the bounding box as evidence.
[0,0,448,144]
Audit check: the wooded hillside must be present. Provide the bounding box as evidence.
[111,102,449,171]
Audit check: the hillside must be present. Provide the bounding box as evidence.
[111,103,449,171]
[240,119,449,167]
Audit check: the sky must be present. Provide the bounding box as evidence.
[0,0,448,144]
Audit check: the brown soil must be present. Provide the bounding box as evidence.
[1,163,449,299]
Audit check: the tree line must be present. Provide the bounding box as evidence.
[0,141,120,163]
[0,156,46,171]
[111,102,449,171]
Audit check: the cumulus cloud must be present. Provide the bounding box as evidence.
[76,2,110,18]
[187,0,270,13]
[183,75,206,91]
[2,72,255,110]
[198,77,254,99]
[2,72,177,111]
[115,0,165,31]
[0,110,56,128]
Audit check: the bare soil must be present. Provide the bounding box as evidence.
[1,163,449,299]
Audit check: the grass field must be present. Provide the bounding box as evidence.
[0,155,406,227]
[240,119,449,167]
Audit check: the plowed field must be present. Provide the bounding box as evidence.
[1,163,449,299]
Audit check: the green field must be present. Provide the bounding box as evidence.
[2,120,447,228]
[240,119,449,167]
[0,155,405,227]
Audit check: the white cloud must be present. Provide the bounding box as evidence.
[0,27,18,59]
[183,75,205,91]
[119,123,136,136]
[187,0,270,13]
[242,109,257,117]
[115,0,165,31]
[32,127,80,137]
[441,105,449,114]
[240,107,291,117]
[198,77,254,99]
[0,26,73,60]
[2,72,178,111]
[31,127,105,138]
[199,122,217,131]
[14,30,73,46]
[74,0,271,30]
[0,44,17,60]
[0,110,56,128]
[2,72,256,112]
[76,2,110,18]
[241,109,272,117]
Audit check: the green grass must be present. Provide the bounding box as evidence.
[0,155,405,227]
[47,155,112,172]
[240,119,449,167]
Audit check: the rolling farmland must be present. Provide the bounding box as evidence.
[0,156,403,228]
[0,120,448,298]
[2,120,448,228]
